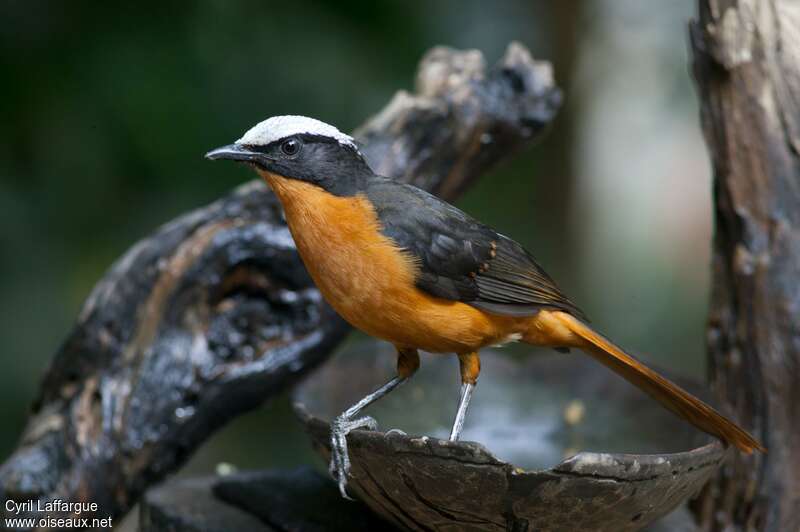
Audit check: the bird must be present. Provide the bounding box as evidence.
[206,115,764,498]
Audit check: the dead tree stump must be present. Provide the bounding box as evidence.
[690,2,800,530]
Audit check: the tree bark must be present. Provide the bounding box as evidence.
[690,2,800,530]
[0,43,562,525]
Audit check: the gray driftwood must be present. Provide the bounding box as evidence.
[301,419,723,532]
[139,466,394,532]
[140,476,276,532]
[0,42,561,524]
[689,2,800,531]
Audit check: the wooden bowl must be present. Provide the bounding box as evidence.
[294,341,727,531]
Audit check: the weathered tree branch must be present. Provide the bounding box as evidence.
[690,2,800,531]
[0,42,561,524]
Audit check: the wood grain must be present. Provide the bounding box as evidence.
[690,2,800,530]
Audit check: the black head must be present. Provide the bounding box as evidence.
[206,115,374,196]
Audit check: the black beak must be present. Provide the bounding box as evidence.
[205,144,265,164]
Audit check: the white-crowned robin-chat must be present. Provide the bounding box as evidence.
[207,115,764,498]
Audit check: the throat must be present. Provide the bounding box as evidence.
[258,171,422,343]
[259,171,317,206]
[259,168,370,198]
[258,170,386,265]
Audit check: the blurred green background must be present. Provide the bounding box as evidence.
[0,0,710,521]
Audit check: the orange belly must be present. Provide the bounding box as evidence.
[261,173,525,353]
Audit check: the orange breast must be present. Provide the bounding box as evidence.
[261,173,523,353]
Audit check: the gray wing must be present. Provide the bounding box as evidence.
[364,178,586,319]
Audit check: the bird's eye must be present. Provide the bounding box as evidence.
[281,138,301,156]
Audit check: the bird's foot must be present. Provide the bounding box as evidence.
[329,414,378,499]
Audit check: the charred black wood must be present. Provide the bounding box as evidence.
[0,42,561,524]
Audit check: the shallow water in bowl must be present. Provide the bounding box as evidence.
[295,340,708,470]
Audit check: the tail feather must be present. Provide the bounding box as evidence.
[551,311,764,454]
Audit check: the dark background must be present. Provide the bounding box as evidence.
[0,0,708,523]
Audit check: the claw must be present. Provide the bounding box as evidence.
[337,477,355,501]
[325,375,408,500]
[351,415,378,431]
[329,413,380,500]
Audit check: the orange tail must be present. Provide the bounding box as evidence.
[542,311,764,454]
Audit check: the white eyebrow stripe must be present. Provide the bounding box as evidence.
[235,115,358,150]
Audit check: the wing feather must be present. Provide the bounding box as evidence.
[364,178,586,320]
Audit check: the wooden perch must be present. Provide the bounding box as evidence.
[690,2,800,531]
[294,342,729,532]
[0,42,562,523]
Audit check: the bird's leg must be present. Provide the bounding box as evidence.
[449,383,475,440]
[330,347,419,499]
[449,351,480,441]
[329,378,401,498]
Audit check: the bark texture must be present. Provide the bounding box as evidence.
[690,2,800,530]
[0,42,562,525]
